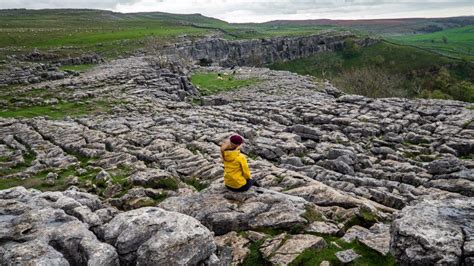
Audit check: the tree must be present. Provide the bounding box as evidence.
[333,67,406,98]
[342,38,361,59]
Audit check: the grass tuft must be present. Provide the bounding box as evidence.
[289,237,396,266]
[184,177,208,191]
[191,72,259,95]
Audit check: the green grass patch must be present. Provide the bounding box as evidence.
[391,26,474,61]
[467,106,474,110]
[59,64,96,72]
[146,177,180,190]
[302,205,325,223]
[240,239,272,266]
[0,100,114,119]
[108,166,134,186]
[0,156,10,162]
[0,166,76,191]
[289,238,396,266]
[184,177,208,191]
[191,72,259,95]
[0,149,36,177]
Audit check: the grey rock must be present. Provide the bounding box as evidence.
[159,184,308,235]
[214,231,250,265]
[101,207,216,265]
[335,249,360,263]
[390,197,474,265]
[0,187,119,265]
[306,221,340,235]
[427,157,463,175]
[268,234,327,265]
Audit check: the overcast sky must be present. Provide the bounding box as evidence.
[1,0,473,23]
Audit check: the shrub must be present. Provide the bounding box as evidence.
[333,67,406,98]
[342,38,361,59]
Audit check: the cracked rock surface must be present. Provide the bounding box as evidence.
[390,196,474,265]
[0,55,473,265]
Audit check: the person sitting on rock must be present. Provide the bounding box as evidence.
[220,135,258,192]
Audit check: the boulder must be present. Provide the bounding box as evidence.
[390,197,474,265]
[159,183,308,235]
[100,207,216,265]
[305,221,340,235]
[0,187,119,265]
[214,231,250,265]
[335,249,360,263]
[267,234,327,265]
[427,157,463,175]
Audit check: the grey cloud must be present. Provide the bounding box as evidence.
[1,0,473,22]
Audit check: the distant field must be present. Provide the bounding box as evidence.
[0,9,220,59]
[222,24,338,39]
[391,26,474,60]
[0,9,333,60]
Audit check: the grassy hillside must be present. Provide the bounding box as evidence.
[0,9,224,59]
[391,26,474,60]
[265,16,474,36]
[0,9,335,60]
[270,41,474,102]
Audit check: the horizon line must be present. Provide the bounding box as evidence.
[0,7,473,24]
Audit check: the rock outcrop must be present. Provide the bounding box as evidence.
[0,187,218,265]
[159,33,377,67]
[159,183,308,235]
[390,197,474,265]
[0,54,472,265]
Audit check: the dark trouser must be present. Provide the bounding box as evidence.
[226,179,256,192]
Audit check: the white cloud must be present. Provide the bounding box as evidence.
[1,0,473,22]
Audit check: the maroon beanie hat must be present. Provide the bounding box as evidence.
[230,135,244,145]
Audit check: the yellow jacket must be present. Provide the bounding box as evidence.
[222,149,251,189]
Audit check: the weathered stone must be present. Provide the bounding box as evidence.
[159,184,308,235]
[214,231,250,265]
[101,207,216,265]
[269,234,327,265]
[390,197,474,265]
[0,187,119,265]
[306,221,340,235]
[335,249,360,263]
[427,157,463,175]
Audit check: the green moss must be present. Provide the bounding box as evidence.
[184,177,208,191]
[240,239,272,266]
[149,177,179,190]
[59,64,96,72]
[246,152,259,161]
[149,192,168,203]
[275,175,284,183]
[0,100,114,119]
[343,215,377,232]
[0,166,76,191]
[467,106,474,110]
[0,148,36,177]
[191,72,259,95]
[302,205,325,223]
[460,153,474,160]
[254,228,285,237]
[108,166,134,186]
[359,209,378,223]
[191,98,203,106]
[186,144,200,155]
